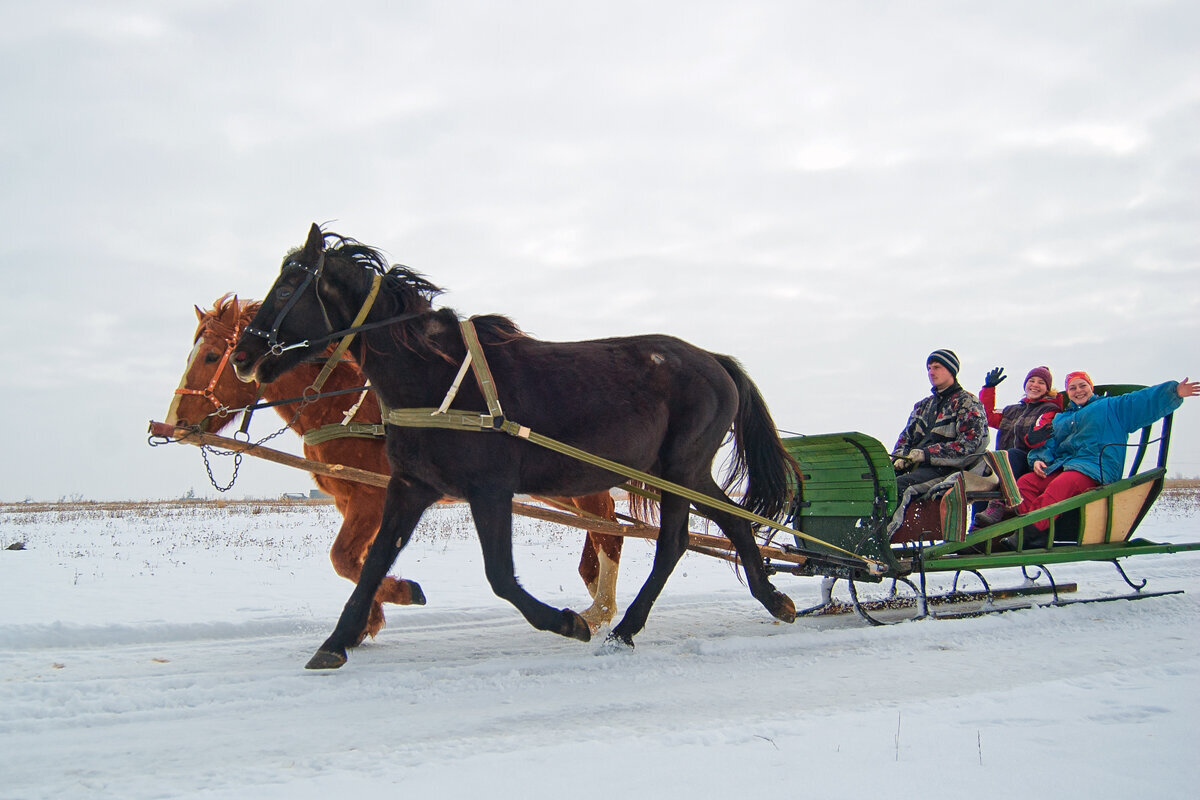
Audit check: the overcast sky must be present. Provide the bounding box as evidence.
[2,1,1197,501]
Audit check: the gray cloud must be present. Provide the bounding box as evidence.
[2,1,1198,500]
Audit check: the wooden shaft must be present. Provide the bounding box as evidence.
[148,421,806,565]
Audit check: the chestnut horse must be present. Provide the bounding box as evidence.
[165,295,627,637]
[232,225,798,668]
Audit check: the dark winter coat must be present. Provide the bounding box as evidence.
[893,383,990,469]
[979,385,1063,451]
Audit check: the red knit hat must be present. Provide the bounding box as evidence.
[1024,366,1053,388]
[1064,370,1093,389]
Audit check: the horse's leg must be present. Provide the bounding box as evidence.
[469,490,591,642]
[579,532,623,632]
[306,480,441,670]
[607,491,691,647]
[692,474,796,624]
[570,492,623,633]
[326,482,427,639]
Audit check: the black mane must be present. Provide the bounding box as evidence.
[288,231,446,307]
[470,313,525,345]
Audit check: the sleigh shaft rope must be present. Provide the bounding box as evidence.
[381,320,877,569]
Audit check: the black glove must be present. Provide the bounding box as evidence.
[984,367,1007,388]
[1025,422,1054,448]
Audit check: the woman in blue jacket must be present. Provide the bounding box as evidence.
[974,371,1198,532]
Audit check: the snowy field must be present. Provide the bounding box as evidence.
[2,492,1199,800]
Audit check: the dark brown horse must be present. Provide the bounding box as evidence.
[233,224,798,669]
[166,295,627,636]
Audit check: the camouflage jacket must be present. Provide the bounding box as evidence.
[893,383,990,469]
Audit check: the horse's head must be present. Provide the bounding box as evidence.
[166,294,262,432]
[233,223,365,384]
[233,223,443,384]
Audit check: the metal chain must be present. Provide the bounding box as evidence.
[194,396,314,492]
[200,446,242,492]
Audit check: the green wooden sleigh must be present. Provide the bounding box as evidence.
[765,385,1200,624]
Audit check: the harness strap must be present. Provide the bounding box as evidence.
[435,351,474,415]
[237,386,262,437]
[460,319,504,420]
[308,273,383,395]
[341,387,371,426]
[302,422,387,446]
[380,320,877,569]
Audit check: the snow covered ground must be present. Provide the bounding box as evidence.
[2,492,1198,800]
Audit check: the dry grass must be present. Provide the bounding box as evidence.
[4,483,1199,517]
[0,497,335,516]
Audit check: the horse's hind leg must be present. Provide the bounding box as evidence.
[307,480,441,670]
[570,493,623,632]
[608,491,691,647]
[470,491,591,642]
[579,532,622,632]
[694,475,795,624]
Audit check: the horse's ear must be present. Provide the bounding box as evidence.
[194,305,206,323]
[303,223,325,262]
[230,295,240,316]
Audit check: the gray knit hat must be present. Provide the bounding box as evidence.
[927,349,960,378]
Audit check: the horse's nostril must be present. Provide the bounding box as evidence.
[233,351,247,363]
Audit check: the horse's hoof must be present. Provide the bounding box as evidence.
[402,579,427,606]
[771,591,797,624]
[562,609,592,642]
[597,632,634,654]
[305,649,347,670]
[579,602,616,635]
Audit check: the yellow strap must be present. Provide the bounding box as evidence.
[310,273,383,394]
[386,318,879,570]
[459,319,504,419]
[383,404,875,568]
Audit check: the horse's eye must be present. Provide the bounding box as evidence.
[277,287,293,299]
[204,351,221,364]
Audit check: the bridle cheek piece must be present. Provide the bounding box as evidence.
[242,249,333,357]
[174,321,245,416]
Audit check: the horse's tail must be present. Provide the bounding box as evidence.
[713,353,800,522]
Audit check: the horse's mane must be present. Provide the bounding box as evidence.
[303,233,444,309]
[311,232,525,362]
[470,314,526,345]
[195,294,261,342]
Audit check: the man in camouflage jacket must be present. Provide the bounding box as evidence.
[892,349,990,495]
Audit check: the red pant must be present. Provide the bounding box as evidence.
[1015,469,1100,531]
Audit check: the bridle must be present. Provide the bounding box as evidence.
[242,250,332,357]
[238,248,429,369]
[175,315,249,420]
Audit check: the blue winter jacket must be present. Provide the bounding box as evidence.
[1028,381,1183,484]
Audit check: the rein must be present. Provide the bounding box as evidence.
[379,320,880,570]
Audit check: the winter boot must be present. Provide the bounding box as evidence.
[971,500,1009,530]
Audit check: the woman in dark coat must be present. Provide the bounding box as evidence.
[979,365,1062,478]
